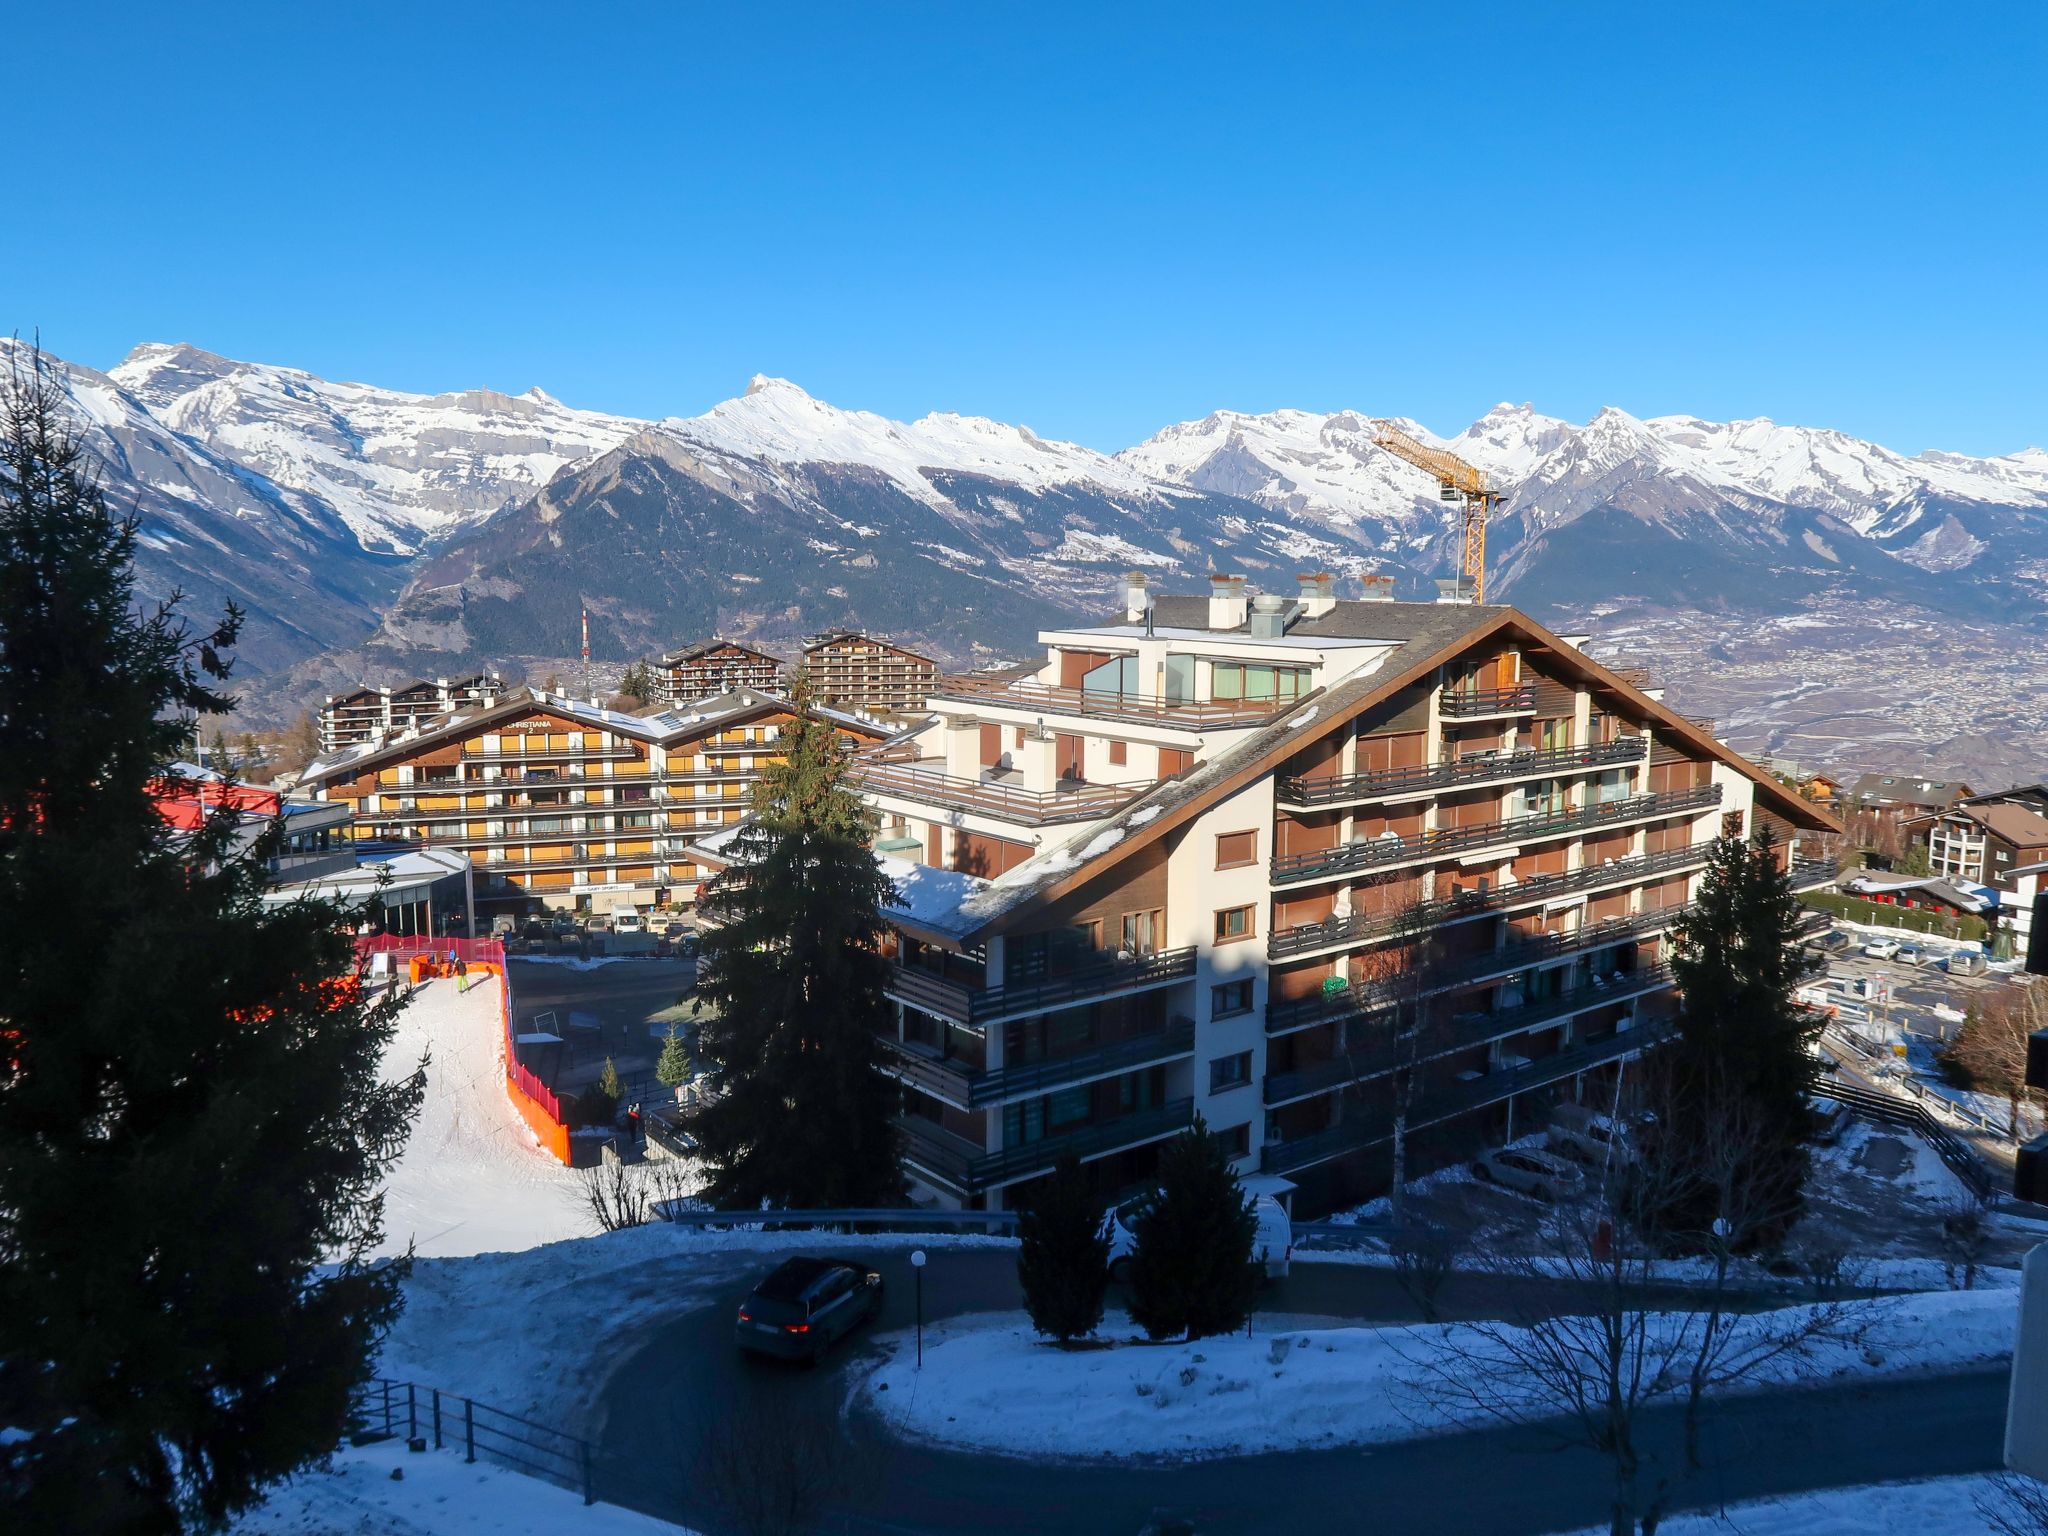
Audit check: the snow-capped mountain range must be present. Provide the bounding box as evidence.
[14,338,2047,694]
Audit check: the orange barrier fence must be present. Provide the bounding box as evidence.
[495,959,572,1165]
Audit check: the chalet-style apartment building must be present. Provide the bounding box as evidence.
[319,674,505,754]
[828,573,1838,1214]
[653,640,787,705]
[300,687,884,910]
[804,632,940,716]
[1915,786,2048,896]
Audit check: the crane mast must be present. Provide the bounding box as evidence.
[1371,421,1505,604]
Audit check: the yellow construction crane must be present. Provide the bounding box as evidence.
[1371,421,1505,604]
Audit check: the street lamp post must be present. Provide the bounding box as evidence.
[910,1249,927,1370]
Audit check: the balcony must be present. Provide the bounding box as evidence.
[877,1016,1197,1109]
[851,758,1142,826]
[1269,840,1713,961]
[1277,736,1646,808]
[886,946,1197,1028]
[1266,904,1683,1036]
[1261,964,1675,1106]
[931,675,1290,729]
[1270,783,1724,886]
[898,1097,1196,1195]
[1260,1018,1677,1175]
[1438,684,1538,719]
[457,746,644,764]
[1788,858,1837,891]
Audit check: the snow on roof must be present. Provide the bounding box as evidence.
[877,856,989,940]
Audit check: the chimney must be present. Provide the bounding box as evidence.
[1249,592,1295,639]
[1359,573,1396,602]
[1122,571,1150,624]
[1434,578,1470,605]
[1208,573,1248,630]
[1297,571,1336,619]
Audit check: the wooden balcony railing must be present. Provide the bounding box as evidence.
[851,759,1141,825]
[931,675,1292,728]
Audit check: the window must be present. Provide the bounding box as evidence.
[1212,979,1254,1018]
[1047,1086,1092,1129]
[1521,778,1568,816]
[1212,662,1310,703]
[1121,909,1160,956]
[1209,1051,1252,1093]
[1159,748,1193,778]
[1214,905,1255,944]
[1211,1122,1251,1159]
[1215,830,1258,869]
[1108,740,1128,766]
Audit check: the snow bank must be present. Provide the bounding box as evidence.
[863,1289,2016,1461]
[372,975,588,1260]
[1544,1473,2003,1536]
[228,1437,697,1536]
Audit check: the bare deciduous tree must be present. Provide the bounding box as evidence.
[1979,1472,2048,1536]
[572,1154,699,1234]
[1400,1077,1876,1536]
[1944,983,2048,1143]
[694,1396,855,1536]
[1388,1221,1464,1324]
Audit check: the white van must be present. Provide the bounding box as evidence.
[1104,1181,1293,1283]
[610,905,645,936]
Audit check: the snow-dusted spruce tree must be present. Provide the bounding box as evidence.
[689,671,902,1207]
[1016,1154,1111,1344]
[1647,823,1823,1250]
[0,345,422,1533]
[1126,1116,1259,1341]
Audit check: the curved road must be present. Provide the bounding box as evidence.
[591,1251,2007,1535]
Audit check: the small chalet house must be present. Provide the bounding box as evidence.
[301,687,884,911]
[749,573,1838,1215]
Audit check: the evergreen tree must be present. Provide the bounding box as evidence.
[1126,1116,1259,1341]
[1647,825,1822,1248]
[598,1055,624,1103]
[205,723,232,772]
[0,345,423,1532]
[617,660,654,704]
[655,1023,693,1091]
[1016,1155,1111,1345]
[689,671,902,1207]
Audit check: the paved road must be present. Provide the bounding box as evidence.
[506,958,695,1093]
[591,1250,2007,1536]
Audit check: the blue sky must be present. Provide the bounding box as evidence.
[7,3,2043,454]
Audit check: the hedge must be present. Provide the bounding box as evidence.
[1800,891,1988,942]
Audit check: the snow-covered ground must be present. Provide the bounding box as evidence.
[230,1437,697,1536]
[1545,1474,2012,1536]
[862,1289,2016,1461]
[371,975,590,1260]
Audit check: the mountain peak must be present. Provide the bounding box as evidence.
[744,374,811,399]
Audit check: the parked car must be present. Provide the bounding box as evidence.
[1546,1102,1637,1167]
[1808,1094,1854,1145]
[1893,944,1926,967]
[1472,1146,1585,1201]
[1803,928,1851,955]
[1947,950,1989,977]
[1104,1183,1294,1283]
[734,1256,885,1364]
[1861,937,1900,960]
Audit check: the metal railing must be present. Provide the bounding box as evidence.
[352,1377,594,1504]
[1266,903,1684,1035]
[1270,783,1723,885]
[897,1097,1196,1193]
[850,758,1142,824]
[1789,858,1838,890]
[877,1016,1197,1108]
[931,674,1292,728]
[1277,736,1646,807]
[886,946,1197,1026]
[1261,1019,1677,1175]
[1262,964,1676,1105]
[1438,684,1538,718]
[1267,841,1712,960]
[1813,1073,1996,1201]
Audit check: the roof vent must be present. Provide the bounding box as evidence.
[1208,573,1248,630]
[1359,573,1396,602]
[1249,593,1295,639]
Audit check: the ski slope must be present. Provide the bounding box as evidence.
[372,975,589,1260]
